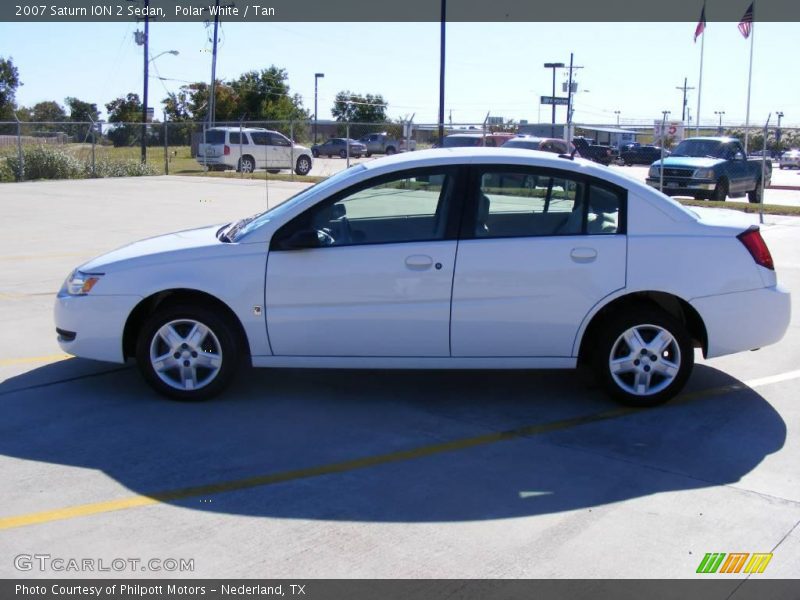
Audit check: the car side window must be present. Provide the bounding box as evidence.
[272,168,459,249]
[472,169,584,238]
[229,131,241,145]
[269,133,291,147]
[586,185,622,234]
[250,131,268,146]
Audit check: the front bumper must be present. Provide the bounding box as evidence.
[646,178,716,195]
[691,284,791,358]
[54,293,143,363]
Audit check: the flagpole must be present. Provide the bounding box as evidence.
[696,13,705,136]
[744,15,755,153]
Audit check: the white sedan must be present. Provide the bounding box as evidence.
[55,148,791,406]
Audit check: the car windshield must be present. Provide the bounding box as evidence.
[670,139,724,158]
[227,164,368,241]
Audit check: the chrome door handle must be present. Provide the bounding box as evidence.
[570,247,598,263]
[405,254,434,270]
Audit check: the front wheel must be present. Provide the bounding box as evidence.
[712,178,728,201]
[593,309,694,407]
[295,155,312,176]
[338,149,347,159]
[747,180,763,203]
[135,305,240,401]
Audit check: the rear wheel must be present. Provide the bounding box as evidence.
[712,177,728,201]
[385,146,396,155]
[237,156,255,173]
[311,149,319,158]
[135,305,240,401]
[593,309,694,407]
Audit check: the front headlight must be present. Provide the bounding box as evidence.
[694,168,714,179]
[648,165,660,177]
[62,270,104,295]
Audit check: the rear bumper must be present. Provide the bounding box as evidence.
[195,157,229,167]
[692,285,791,358]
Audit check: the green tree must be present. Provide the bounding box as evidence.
[331,90,388,124]
[105,93,143,147]
[31,101,67,131]
[229,67,309,122]
[0,56,21,126]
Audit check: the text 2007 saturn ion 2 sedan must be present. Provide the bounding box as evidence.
[55,148,791,406]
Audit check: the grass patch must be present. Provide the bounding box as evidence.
[677,198,800,217]
[187,169,325,184]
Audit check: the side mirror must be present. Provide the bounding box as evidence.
[734,151,745,161]
[279,229,322,250]
[330,203,346,219]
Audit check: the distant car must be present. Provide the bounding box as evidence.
[358,132,416,156]
[441,133,515,148]
[55,148,790,407]
[618,145,668,166]
[572,137,619,166]
[312,138,368,159]
[779,149,800,169]
[196,127,313,176]
[502,136,573,154]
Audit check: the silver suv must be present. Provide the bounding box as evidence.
[197,127,313,176]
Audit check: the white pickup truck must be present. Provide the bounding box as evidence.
[357,132,416,157]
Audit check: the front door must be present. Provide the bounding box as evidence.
[266,166,463,357]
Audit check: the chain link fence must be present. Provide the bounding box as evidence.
[2,119,798,183]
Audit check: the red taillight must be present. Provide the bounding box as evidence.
[223,145,230,155]
[737,227,774,270]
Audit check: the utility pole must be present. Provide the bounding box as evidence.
[437,0,446,143]
[313,73,324,143]
[614,110,620,126]
[543,62,564,137]
[565,54,583,141]
[208,0,221,129]
[676,77,695,123]
[714,110,725,135]
[139,0,149,164]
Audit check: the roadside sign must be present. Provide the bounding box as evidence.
[540,96,569,106]
[654,120,685,143]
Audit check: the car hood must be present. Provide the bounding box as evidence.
[653,156,722,169]
[80,224,226,272]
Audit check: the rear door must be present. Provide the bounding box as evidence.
[249,131,270,169]
[450,165,627,357]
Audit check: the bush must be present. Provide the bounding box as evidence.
[89,159,158,178]
[6,145,83,180]
[0,158,14,182]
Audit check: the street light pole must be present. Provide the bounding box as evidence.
[314,73,324,144]
[543,62,564,137]
[437,0,446,143]
[659,110,670,193]
[614,110,620,126]
[776,111,784,152]
[714,110,725,135]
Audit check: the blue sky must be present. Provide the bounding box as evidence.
[2,21,799,127]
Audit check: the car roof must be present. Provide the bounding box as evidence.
[684,137,740,143]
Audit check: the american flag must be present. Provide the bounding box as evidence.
[738,2,754,38]
[694,5,706,42]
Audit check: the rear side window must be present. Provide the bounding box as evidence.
[204,130,226,144]
[474,170,583,238]
[229,131,242,144]
[468,167,626,238]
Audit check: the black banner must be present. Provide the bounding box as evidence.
[3,0,800,23]
[3,580,800,600]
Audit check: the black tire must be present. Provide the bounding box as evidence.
[353,154,361,159]
[135,304,240,401]
[365,152,372,158]
[338,149,347,159]
[237,156,255,174]
[311,149,319,158]
[267,169,280,174]
[747,180,763,203]
[592,308,694,407]
[295,155,312,176]
[712,178,728,201]
[385,146,396,155]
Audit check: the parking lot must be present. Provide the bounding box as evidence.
[1,175,799,580]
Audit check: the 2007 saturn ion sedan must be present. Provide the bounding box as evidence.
[55,148,791,406]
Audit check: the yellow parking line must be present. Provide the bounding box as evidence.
[0,368,797,531]
[0,354,71,367]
